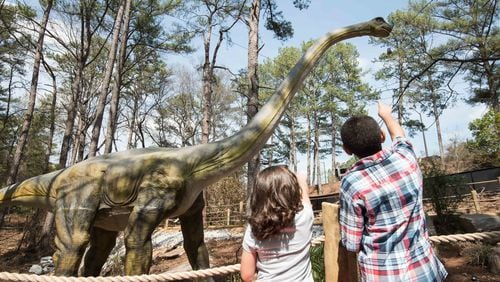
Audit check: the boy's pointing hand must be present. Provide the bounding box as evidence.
[378,101,392,119]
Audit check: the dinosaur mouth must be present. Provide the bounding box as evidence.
[371,17,393,37]
[381,25,393,35]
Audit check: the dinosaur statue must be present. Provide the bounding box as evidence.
[0,18,391,277]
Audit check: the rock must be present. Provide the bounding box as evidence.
[29,264,43,275]
[458,214,500,233]
[40,256,54,267]
[164,247,184,259]
[489,243,500,275]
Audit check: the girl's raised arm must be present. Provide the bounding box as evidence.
[296,172,310,205]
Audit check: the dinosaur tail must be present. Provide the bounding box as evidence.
[0,170,61,209]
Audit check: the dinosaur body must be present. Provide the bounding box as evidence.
[0,18,391,277]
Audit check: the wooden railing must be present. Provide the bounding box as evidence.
[205,202,246,227]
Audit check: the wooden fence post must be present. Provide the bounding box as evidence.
[471,189,481,213]
[322,202,358,282]
[240,201,245,223]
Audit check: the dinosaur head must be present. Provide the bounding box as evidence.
[369,17,392,38]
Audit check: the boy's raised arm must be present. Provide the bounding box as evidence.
[378,101,405,141]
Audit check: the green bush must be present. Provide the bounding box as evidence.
[422,160,465,218]
[310,245,325,282]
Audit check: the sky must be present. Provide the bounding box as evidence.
[168,1,487,173]
[22,0,488,175]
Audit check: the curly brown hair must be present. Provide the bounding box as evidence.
[248,165,304,241]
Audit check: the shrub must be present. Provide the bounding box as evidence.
[422,159,465,218]
[460,242,493,268]
[310,245,325,282]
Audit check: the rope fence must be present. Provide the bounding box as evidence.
[0,230,498,282]
[0,264,241,282]
[310,230,500,246]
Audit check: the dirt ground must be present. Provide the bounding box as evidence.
[0,214,499,281]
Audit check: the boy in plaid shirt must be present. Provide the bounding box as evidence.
[339,101,447,281]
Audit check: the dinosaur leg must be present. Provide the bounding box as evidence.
[179,193,213,281]
[53,204,98,276]
[81,227,118,276]
[123,189,177,275]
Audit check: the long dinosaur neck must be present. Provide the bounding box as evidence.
[189,18,391,185]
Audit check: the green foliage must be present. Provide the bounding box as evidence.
[341,156,358,169]
[370,0,499,151]
[0,114,20,184]
[421,159,465,218]
[259,45,305,164]
[258,39,376,169]
[0,2,33,112]
[20,111,52,179]
[402,118,426,138]
[133,0,194,53]
[0,91,56,185]
[260,1,310,41]
[466,109,500,167]
[434,0,499,109]
[310,245,325,282]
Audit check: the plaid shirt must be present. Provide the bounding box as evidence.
[340,137,447,282]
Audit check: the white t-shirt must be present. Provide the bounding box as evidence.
[242,203,314,281]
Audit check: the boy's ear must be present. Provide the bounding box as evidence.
[380,129,386,143]
[342,145,352,155]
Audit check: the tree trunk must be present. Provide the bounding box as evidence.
[418,112,429,158]
[7,0,53,185]
[104,0,132,154]
[0,65,14,135]
[313,111,321,194]
[39,211,55,251]
[331,113,337,182]
[59,1,93,168]
[42,61,57,173]
[127,98,139,149]
[306,113,311,185]
[432,93,445,168]
[427,73,445,167]
[290,118,297,171]
[71,111,88,164]
[201,17,214,145]
[481,54,499,112]
[89,1,125,157]
[246,0,261,197]
[60,77,81,167]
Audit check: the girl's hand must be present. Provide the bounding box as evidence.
[296,172,310,204]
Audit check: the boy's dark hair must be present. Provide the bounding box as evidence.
[341,115,382,158]
[248,165,303,241]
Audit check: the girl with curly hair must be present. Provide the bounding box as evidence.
[240,165,313,281]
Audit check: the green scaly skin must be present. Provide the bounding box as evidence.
[0,18,391,277]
